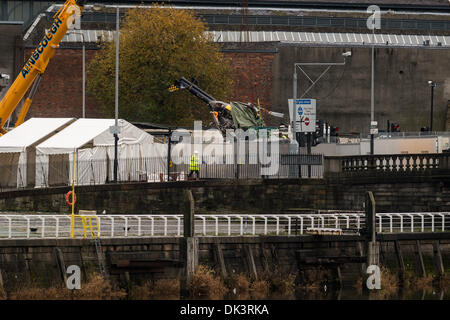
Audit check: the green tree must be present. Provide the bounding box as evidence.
[87,5,233,126]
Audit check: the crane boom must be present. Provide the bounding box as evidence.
[0,0,87,135]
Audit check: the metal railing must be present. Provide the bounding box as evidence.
[0,212,448,239]
[0,154,324,191]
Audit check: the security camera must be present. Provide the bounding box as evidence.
[0,73,10,80]
[342,51,352,57]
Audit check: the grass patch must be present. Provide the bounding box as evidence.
[188,265,226,300]
[7,273,126,300]
[129,279,180,300]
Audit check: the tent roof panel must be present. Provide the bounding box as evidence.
[36,118,116,154]
[36,118,153,155]
[0,118,75,153]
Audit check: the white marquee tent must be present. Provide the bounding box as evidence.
[35,118,167,187]
[0,118,75,188]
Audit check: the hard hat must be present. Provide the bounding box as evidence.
[194,150,198,154]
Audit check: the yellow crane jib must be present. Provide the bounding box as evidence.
[0,0,87,135]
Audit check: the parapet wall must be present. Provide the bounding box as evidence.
[0,174,449,214]
[0,235,448,292]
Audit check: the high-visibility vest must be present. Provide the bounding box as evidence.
[190,155,199,170]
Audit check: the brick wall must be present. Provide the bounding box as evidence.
[24,48,104,120]
[224,52,275,110]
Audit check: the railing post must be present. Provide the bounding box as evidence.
[202,217,207,236]
[252,216,256,235]
[226,216,231,236]
[368,155,375,171]
[41,217,45,238]
[8,218,11,239]
[275,216,279,235]
[408,214,414,233]
[55,217,59,238]
[111,217,114,238]
[26,218,30,239]
[215,217,219,236]
[238,216,243,235]
[263,217,267,235]
[287,216,291,235]
[138,217,142,237]
[150,217,154,236]
[300,216,304,234]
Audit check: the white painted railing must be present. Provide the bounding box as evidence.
[0,212,448,239]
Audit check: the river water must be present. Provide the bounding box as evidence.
[289,286,449,300]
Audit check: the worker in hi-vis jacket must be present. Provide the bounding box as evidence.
[188,150,200,180]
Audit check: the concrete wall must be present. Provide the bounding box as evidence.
[360,137,439,155]
[0,23,23,109]
[271,44,450,134]
[1,175,449,214]
[313,136,450,156]
[312,143,361,156]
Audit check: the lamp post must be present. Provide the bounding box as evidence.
[113,6,120,183]
[68,31,85,118]
[370,26,375,155]
[367,5,380,155]
[91,3,119,183]
[290,67,298,154]
[428,81,436,132]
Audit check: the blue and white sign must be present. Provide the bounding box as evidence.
[295,99,316,132]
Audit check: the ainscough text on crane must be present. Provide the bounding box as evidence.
[21,16,63,79]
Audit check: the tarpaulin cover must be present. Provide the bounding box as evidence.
[230,101,265,129]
